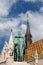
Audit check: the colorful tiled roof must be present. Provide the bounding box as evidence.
[24,39,43,61]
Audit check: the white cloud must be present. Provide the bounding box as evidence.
[20,24,26,35]
[0,0,17,16]
[0,18,19,30]
[0,10,43,42]
[0,17,20,38]
[18,11,43,42]
[21,24,26,31]
[40,7,43,13]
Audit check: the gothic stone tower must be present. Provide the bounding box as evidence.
[25,14,32,49]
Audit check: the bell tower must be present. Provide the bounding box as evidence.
[25,14,32,49]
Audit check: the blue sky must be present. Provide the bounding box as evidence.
[0,0,43,52]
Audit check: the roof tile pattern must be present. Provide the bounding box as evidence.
[24,39,43,61]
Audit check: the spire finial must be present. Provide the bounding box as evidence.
[26,13,29,26]
[11,29,12,33]
[27,13,29,22]
[26,13,30,29]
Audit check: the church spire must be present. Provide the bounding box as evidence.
[26,14,30,35]
[8,29,13,50]
[25,14,32,49]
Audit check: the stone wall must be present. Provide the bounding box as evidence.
[0,61,6,65]
[28,58,43,65]
[0,61,30,65]
[0,59,43,65]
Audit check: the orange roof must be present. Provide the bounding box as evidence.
[24,39,43,61]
